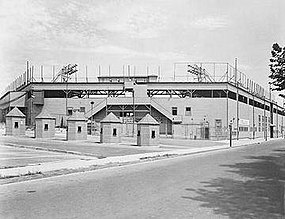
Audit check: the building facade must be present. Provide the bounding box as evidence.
[1,62,284,140]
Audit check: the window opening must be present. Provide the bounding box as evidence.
[113,128,117,137]
[172,107,177,116]
[78,126,82,133]
[151,130,156,139]
[44,124,48,131]
[185,107,191,116]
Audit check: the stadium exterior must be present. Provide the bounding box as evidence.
[0,62,284,140]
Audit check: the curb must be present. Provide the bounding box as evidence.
[0,145,228,179]
[0,138,283,179]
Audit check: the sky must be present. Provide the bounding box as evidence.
[0,0,284,100]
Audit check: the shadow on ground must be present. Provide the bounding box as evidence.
[183,148,285,218]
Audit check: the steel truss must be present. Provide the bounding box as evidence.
[148,89,227,98]
[68,89,126,98]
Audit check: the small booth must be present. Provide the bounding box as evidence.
[137,114,160,146]
[35,109,56,138]
[5,107,26,136]
[100,112,122,143]
[67,111,87,141]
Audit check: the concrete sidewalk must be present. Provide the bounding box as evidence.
[1,137,281,179]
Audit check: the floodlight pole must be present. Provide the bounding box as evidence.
[279,94,285,138]
[235,58,239,141]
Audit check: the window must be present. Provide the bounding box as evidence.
[238,95,248,104]
[228,91,237,100]
[215,119,222,129]
[172,107,177,116]
[14,122,19,129]
[44,124,48,131]
[100,128,103,134]
[213,90,227,98]
[137,130,140,136]
[239,127,249,132]
[192,90,212,98]
[185,107,191,116]
[249,99,254,106]
[151,130,156,139]
[80,107,85,113]
[68,109,73,116]
[77,126,82,133]
[113,128,117,137]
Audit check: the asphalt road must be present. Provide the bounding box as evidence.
[1,139,285,219]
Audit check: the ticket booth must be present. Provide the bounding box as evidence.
[35,109,56,138]
[100,112,122,143]
[5,107,26,136]
[137,114,160,146]
[67,111,87,140]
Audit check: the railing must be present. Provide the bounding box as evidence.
[150,99,173,121]
[2,62,277,102]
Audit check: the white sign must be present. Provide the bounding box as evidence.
[239,119,249,126]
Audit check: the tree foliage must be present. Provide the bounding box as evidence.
[269,43,285,91]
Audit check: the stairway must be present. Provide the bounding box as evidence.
[85,99,106,119]
[150,99,173,121]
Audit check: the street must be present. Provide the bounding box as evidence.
[0,139,285,219]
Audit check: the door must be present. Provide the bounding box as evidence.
[270,126,274,138]
[205,127,209,139]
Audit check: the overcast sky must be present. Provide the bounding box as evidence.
[0,0,284,99]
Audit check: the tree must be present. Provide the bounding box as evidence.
[269,43,285,91]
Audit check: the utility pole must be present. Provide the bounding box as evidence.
[279,94,285,138]
[132,88,135,137]
[41,65,44,82]
[85,65,88,82]
[90,101,94,135]
[98,65,101,77]
[229,121,232,147]
[26,61,30,84]
[52,65,55,81]
[264,96,267,141]
[269,82,273,138]
[31,66,34,83]
[146,66,149,76]
[173,63,176,81]
[235,58,239,140]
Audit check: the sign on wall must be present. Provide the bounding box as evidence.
[239,119,250,126]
